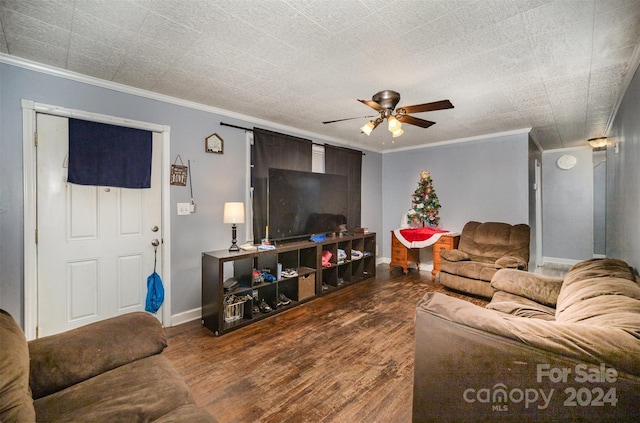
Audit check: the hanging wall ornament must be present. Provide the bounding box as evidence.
[170,154,188,186]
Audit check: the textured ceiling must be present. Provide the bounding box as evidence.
[2,0,640,152]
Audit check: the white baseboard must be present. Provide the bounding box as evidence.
[419,263,434,272]
[541,257,582,266]
[542,255,608,266]
[169,307,202,327]
[379,256,433,272]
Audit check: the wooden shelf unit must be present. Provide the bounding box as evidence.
[202,232,376,335]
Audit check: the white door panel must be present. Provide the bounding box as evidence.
[118,254,143,309]
[36,113,162,337]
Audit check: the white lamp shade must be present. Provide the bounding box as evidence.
[388,116,401,131]
[392,127,404,138]
[360,121,375,136]
[223,202,245,224]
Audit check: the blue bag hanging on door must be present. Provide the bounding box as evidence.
[145,245,164,313]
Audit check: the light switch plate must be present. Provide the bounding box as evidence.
[177,202,191,215]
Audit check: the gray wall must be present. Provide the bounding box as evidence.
[361,149,383,248]
[541,147,594,262]
[381,132,530,263]
[607,63,640,269]
[0,62,383,326]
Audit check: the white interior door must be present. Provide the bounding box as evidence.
[36,113,162,337]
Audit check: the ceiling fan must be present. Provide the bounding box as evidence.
[323,90,454,138]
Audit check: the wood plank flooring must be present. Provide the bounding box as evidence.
[164,265,488,423]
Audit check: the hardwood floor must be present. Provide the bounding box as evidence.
[164,265,488,423]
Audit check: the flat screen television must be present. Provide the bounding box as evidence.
[267,168,348,242]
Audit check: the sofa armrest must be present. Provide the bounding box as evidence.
[28,312,167,399]
[440,249,470,262]
[490,268,563,307]
[495,255,527,270]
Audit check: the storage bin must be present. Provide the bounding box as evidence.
[298,273,316,301]
[223,296,247,323]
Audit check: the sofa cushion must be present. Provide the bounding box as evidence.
[439,249,469,262]
[458,221,530,265]
[440,259,497,282]
[33,354,210,422]
[495,255,527,269]
[0,309,37,423]
[556,258,640,339]
[486,291,556,320]
[491,268,563,307]
[29,312,167,399]
[563,257,637,287]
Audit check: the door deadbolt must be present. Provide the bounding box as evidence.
[151,225,159,232]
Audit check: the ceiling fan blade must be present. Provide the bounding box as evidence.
[398,99,454,114]
[397,114,436,128]
[322,115,377,124]
[357,99,384,112]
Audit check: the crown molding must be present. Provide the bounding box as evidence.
[0,53,382,154]
[541,145,591,155]
[605,33,640,135]
[381,128,532,154]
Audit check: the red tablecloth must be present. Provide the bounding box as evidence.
[394,227,452,248]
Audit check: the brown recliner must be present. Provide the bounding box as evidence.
[439,221,530,298]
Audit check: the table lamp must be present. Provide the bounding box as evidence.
[223,202,244,251]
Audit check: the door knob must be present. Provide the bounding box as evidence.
[151,225,159,232]
[151,239,160,247]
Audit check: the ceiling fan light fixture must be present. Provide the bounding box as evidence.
[387,115,401,132]
[361,121,375,136]
[328,90,453,137]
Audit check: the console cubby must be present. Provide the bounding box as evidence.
[202,232,376,335]
[363,234,377,278]
[255,282,277,311]
[256,252,277,278]
[300,247,317,269]
[277,278,299,305]
[322,244,338,266]
[277,250,298,277]
[337,240,350,264]
[338,263,351,286]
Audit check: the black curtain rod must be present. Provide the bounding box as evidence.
[219,121,365,155]
[220,122,252,131]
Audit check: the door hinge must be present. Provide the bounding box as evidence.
[35,229,38,244]
[36,326,39,338]
[34,132,38,147]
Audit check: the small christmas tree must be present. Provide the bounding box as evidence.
[408,171,441,227]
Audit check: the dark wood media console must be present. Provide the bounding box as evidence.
[202,233,376,335]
